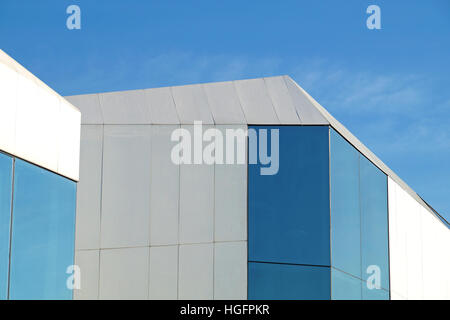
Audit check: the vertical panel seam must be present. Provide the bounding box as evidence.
[97,124,105,299]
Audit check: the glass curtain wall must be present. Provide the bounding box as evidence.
[0,153,13,300]
[0,153,76,300]
[330,129,389,300]
[248,126,331,299]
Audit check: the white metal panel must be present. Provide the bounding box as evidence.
[234,78,279,124]
[145,87,180,124]
[15,74,60,173]
[388,178,408,298]
[388,178,401,299]
[149,125,179,246]
[0,62,18,155]
[422,210,449,299]
[58,98,81,180]
[214,126,247,242]
[179,126,214,243]
[203,81,246,124]
[99,90,151,124]
[171,84,214,124]
[99,247,149,300]
[214,242,247,300]
[390,291,405,300]
[422,210,441,299]
[264,76,301,124]
[148,245,178,299]
[405,197,423,299]
[74,250,99,300]
[0,50,80,180]
[178,243,214,299]
[35,87,60,172]
[101,125,151,248]
[75,125,103,250]
[389,177,450,300]
[65,94,103,125]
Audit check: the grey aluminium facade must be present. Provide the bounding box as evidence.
[67,76,450,300]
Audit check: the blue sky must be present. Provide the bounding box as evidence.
[1,0,449,220]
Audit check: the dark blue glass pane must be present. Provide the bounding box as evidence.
[331,268,362,300]
[9,160,76,300]
[248,126,330,266]
[330,129,361,278]
[360,156,390,291]
[249,262,330,300]
[0,153,13,300]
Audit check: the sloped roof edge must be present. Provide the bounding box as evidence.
[284,75,448,228]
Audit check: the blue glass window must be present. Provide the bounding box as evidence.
[332,268,388,300]
[330,129,390,299]
[248,126,330,266]
[331,268,362,300]
[362,284,389,300]
[9,160,76,300]
[249,262,330,300]
[330,129,361,278]
[360,155,389,290]
[0,153,13,300]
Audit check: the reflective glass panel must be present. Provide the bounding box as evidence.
[362,283,389,300]
[9,159,76,300]
[249,262,330,300]
[248,126,330,266]
[0,153,13,300]
[360,155,390,290]
[331,268,362,300]
[330,129,361,277]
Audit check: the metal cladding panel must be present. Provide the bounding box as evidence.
[0,50,81,181]
[214,242,247,299]
[178,243,214,299]
[99,89,151,124]
[74,250,99,300]
[145,87,180,124]
[171,84,214,124]
[15,73,60,173]
[203,81,246,124]
[58,98,81,180]
[214,125,247,242]
[74,122,248,299]
[0,61,18,154]
[264,76,301,124]
[101,125,151,248]
[149,125,180,246]
[75,125,103,250]
[283,76,329,125]
[99,247,149,300]
[148,245,178,299]
[65,93,103,125]
[178,125,215,244]
[234,78,280,124]
[388,177,450,300]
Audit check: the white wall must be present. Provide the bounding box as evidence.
[74,123,248,299]
[0,50,80,181]
[388,177,450,300]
